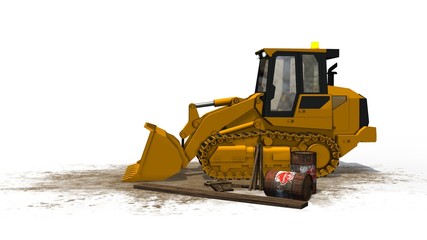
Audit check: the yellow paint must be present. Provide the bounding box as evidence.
[264,146,291,172]
[214,97,235,107]
[307,144,330,168]
[209,145,291,174]
[265,117,332,130]
[122,123,188,181]
[179,104,199,139]
[219,121,254,135]
[211,146,252,163]
[336,126,377,156]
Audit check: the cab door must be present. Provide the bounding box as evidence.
[263,53,298,117]
[263,52,332,130]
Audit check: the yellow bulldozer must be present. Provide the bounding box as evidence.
[122,43,376,182]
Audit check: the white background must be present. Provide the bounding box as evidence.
[1,0,426,239]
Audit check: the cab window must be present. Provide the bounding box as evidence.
[256,58,269,93]
[302,54,320,93]
[270,56,296,112]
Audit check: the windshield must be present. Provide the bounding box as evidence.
[255,58,269,93]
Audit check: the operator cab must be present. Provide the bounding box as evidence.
[255,46,339,117]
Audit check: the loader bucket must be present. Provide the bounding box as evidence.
[122,123,189,182]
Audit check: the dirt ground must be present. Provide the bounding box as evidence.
[0,160,415,215]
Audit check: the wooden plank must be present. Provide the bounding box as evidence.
[134,183,308,209]
[259,144,264,190]
[249,144,260,191]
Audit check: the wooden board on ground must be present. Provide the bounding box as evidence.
[134,183,308,209]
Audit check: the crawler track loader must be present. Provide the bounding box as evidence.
[122,44,376,182]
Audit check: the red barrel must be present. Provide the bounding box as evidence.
[291,151,317,194]
[264,170,313,201]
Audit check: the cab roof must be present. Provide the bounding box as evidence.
[256,48,339,59]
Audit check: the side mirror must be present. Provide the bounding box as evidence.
[327,63,338,86]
